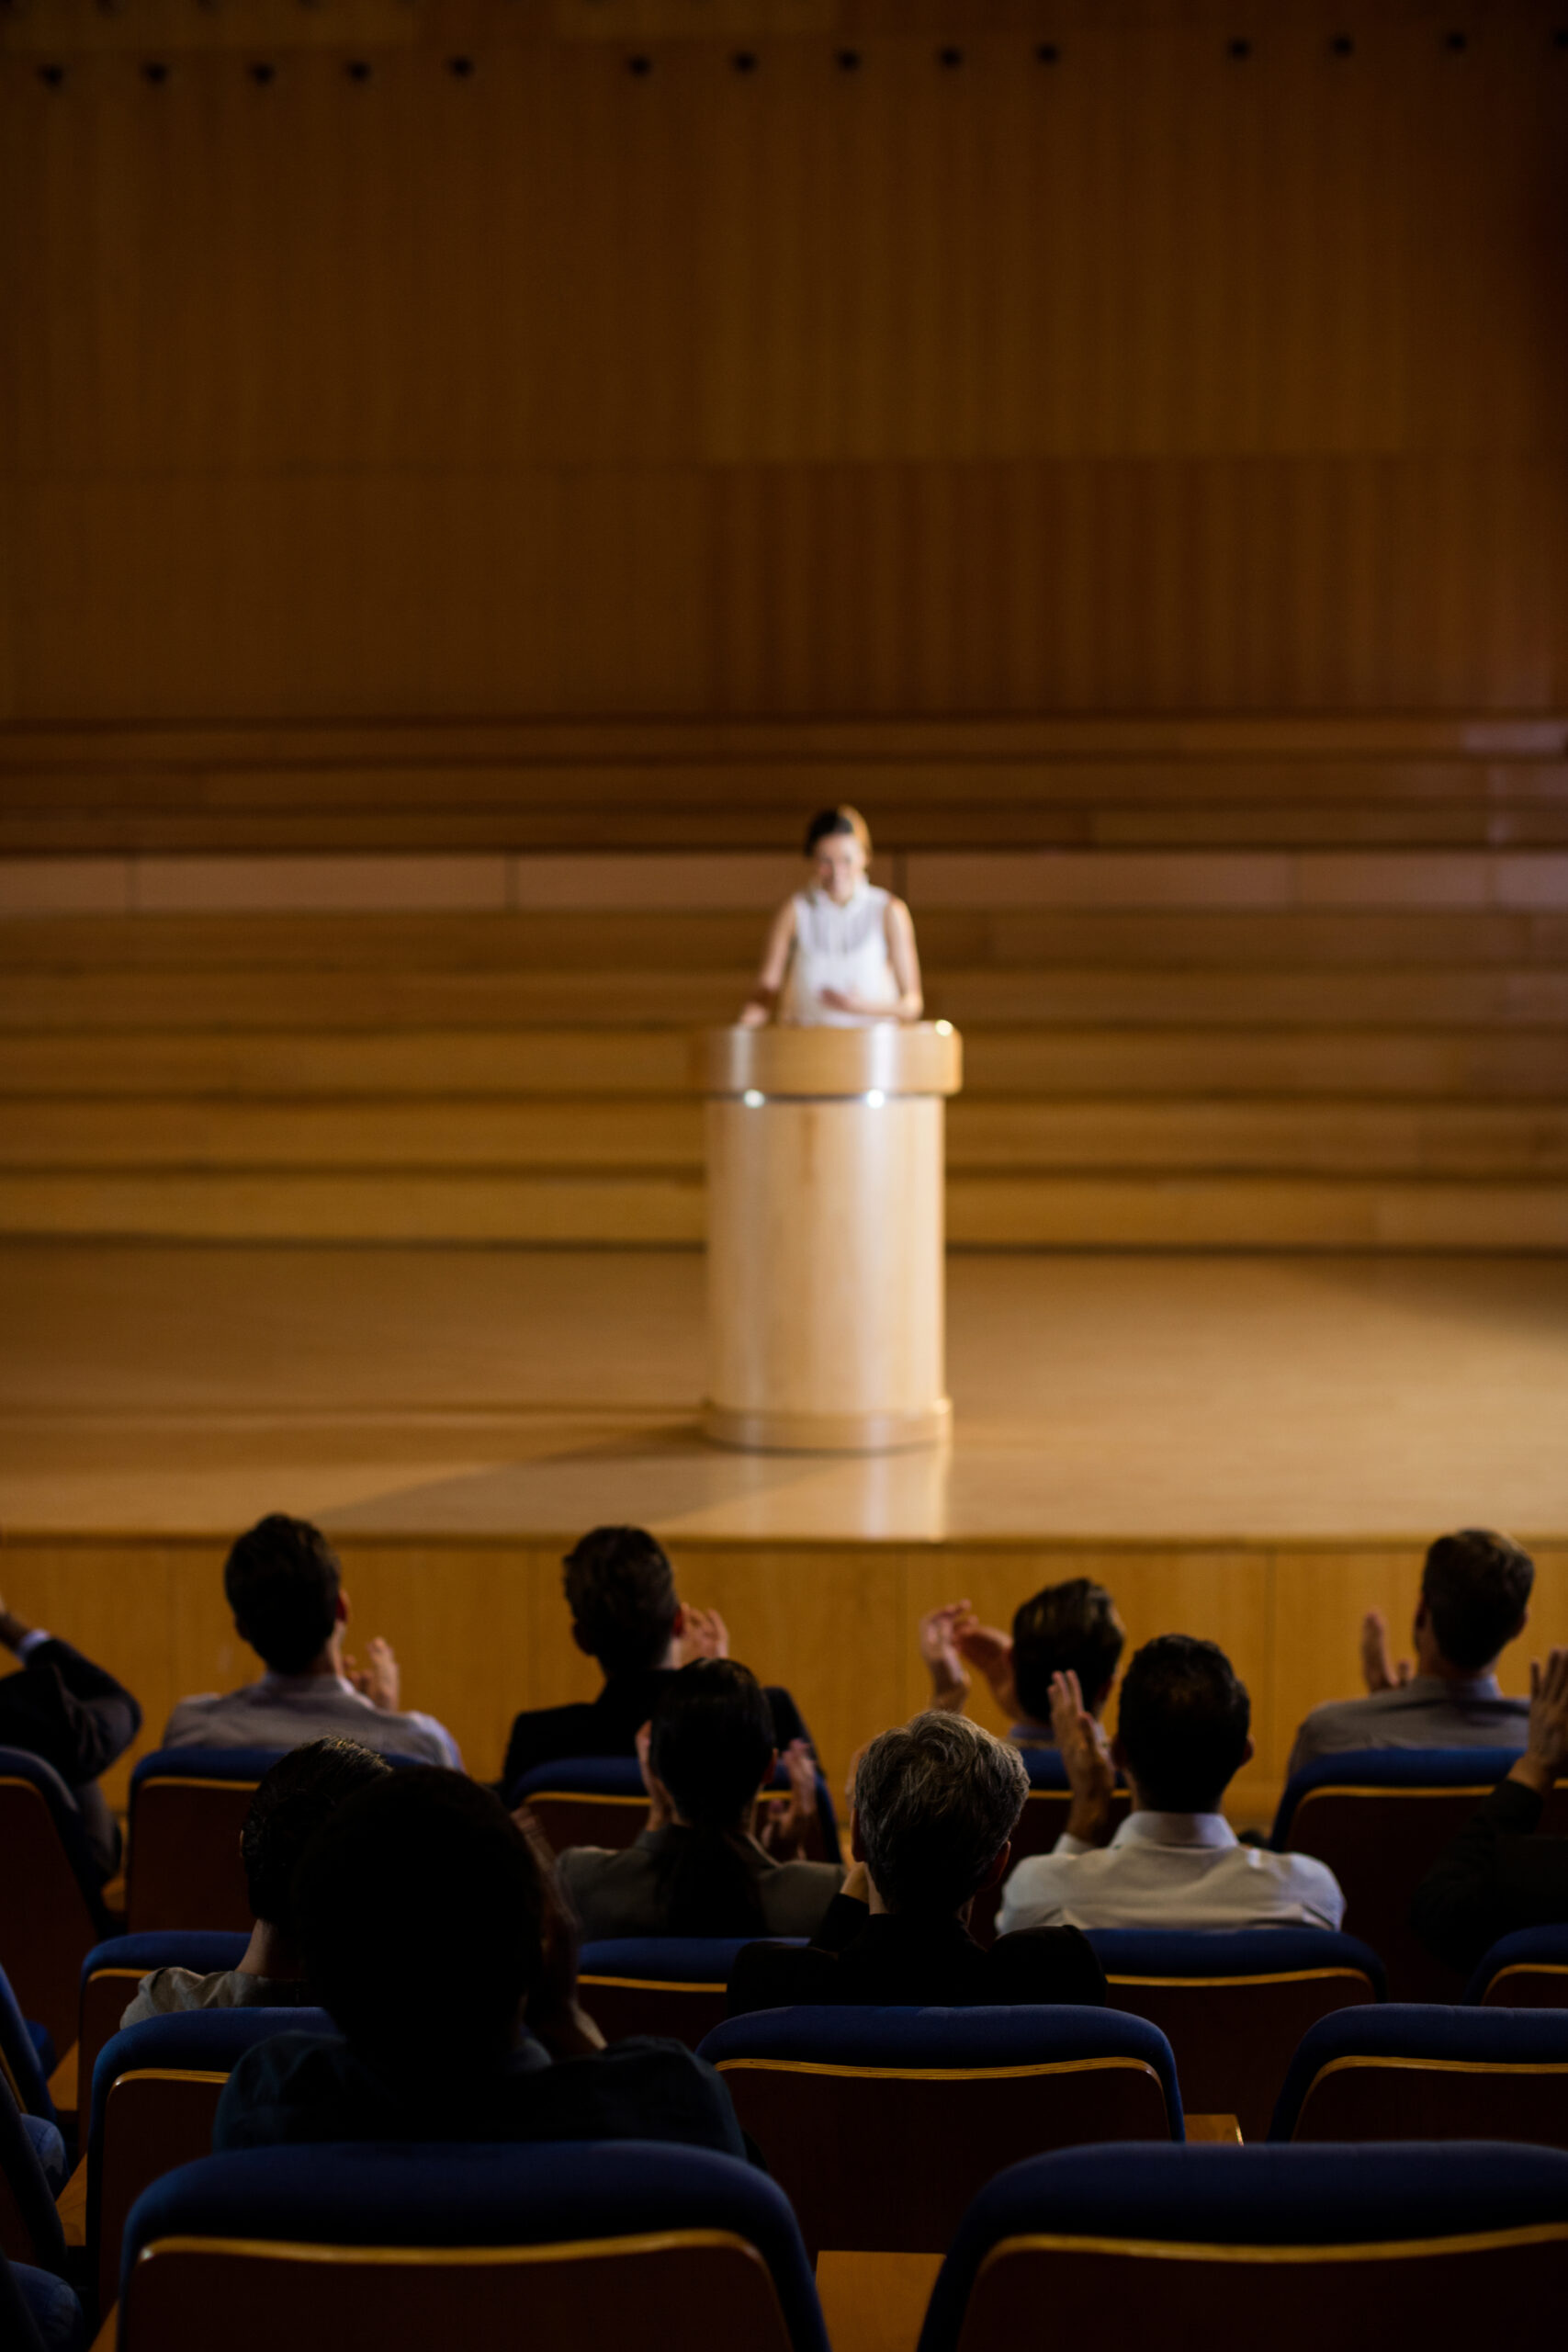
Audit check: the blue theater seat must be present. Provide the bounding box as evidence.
[1269,2003,1568,2147]
[115,2141,829,2352]
[126,1747,290,1933]
[0,1746,111,2057]
[1272,1746,1568,2002]
[1087,1927,1384,2139]
[87,2004,333,2308]
[0,2068,68,2276]
[917,2141,1568,2352]
[76,1932,252,2110]
[579,1938,806,2047]
[0,1964,60,2132]
[1466,1926,1568,2007]
[698,2005,1180,2256]
[1,2250,87,2352]
[512,1752,840,1865]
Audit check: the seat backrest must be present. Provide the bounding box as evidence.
[126,1748,288,1933]
[1,2245,82,2352]
[1270,2003,1568,2147]
[0,1747,108,2055]
[0,1966,57,2129]
[1273,1748,1568,2002]
[513,1754,840,1865]
[967,1753,1130,1945]
[117,2141,829,2352]
[1467,1928,1568,2008]
[917,2141,1568,2352]
[0,2072,67,2276]
[699,2005,1180,2256]
[579,1939,805,2049]
[1087,1928,1384,2141]
[77,1933,253,2109]
[88,2006,332,2308]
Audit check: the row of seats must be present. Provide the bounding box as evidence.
[19,2137,1568,2352]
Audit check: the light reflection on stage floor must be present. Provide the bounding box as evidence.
[3,1246,1566,1541]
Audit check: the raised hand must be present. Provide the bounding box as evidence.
[758,1738,819,1860]
[671,1604,729,1665]
[919,1601,974,1711]
[1514,1650,1568,1795]
[344,1635,400,1713]
[953,1616,1021,1718]
[1359,1609,1413,1694]
[1050,1668,1116,1845]
[636,1719,675,1831]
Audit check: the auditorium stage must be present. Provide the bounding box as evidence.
[4,1243,1566,1824]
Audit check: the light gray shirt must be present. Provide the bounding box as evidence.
[559,1827,843,1942]
[998,1810,1345,1935]
[1285,1673,1529,1783]
[161,1672,461,1770]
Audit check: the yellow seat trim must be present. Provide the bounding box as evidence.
[526,1792,647,1808]
[714,2054,1162,2086]
[134,2226,763,2272]
[1490,1964,1568,1988]
[133,1779,262,1796]
[579,1976,722,1996]
[1106,1969,1371,1992]
[109,2067,231,2095]
[976,2220,1568,2272]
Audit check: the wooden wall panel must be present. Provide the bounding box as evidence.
[0,4,1564,718]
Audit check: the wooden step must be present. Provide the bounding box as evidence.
[6,1095,1565,1179]
[5,909,1567,972]
[0,1167,1560,1250]
[6,962,1567,1032]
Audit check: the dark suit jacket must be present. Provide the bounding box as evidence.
[727,1893,1107,2015]
[1411,1775,1568,1973]
[502,1671,808,1798]
[0,1639,141,1790]
[215,2030,750,2162]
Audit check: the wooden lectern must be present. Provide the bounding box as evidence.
[694,1023,964,1453]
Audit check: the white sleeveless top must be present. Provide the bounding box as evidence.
[784,882,899,1027]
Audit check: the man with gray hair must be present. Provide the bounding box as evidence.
[726,1711,1105,2015]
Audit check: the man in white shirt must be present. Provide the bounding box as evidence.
[998,1634,1343,1934]
[162,1513,461,1770]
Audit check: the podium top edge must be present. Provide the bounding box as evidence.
[692,1023,963,1097]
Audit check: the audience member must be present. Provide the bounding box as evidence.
[1285,1530,1535,1780]
[1412,1645,1568,1973]
[502,1526,810,1792]
[728,1711,1105,2014]
[919,1578,1124,1745]
[0,1591,141,1877]
[121,1737,390,2024]
[214,1769,748,2157]
[558,1659,841,1939]
[999,1636,1344,1932]
[162,1514,460,1768]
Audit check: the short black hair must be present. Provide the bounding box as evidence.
[240,1738,391,1934]
[293,1770,545,2082]
[224,1514,341,1675]
[1115,1635,1251,1813]
[1011,1578,1124,1722]
[649,1658,775,1829]
[1422,1530,1534,1671]
[562,1525,679,1676]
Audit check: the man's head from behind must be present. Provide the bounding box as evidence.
[1113,1635,1252,1814]
[563,1525,679,1677]
[1420,1529,1534,1672]
[224,1513,342,1676]
[1012,1577,1124,1722]
[240,1737,392,1942]
[293,1769,545,2085]
[854,1711,1030,1917]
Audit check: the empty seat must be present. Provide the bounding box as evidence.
[77,1932,252,2110]
[699,2005,1180,2257]
[1087,1927,1384,2139]
[917,2141,1568,2351]
[0,1746,110,2056]
[969,1750,1130,1945]
[1466,1927,1568,2008]
[1269,2004,1568,2147]
[87,2004,332,2307]
[114,2140,829,2352]
[579,1938,805,2047]
[1272,1747,1568,2002]
[512,1753,840,1865]
[126,1747,284,1933]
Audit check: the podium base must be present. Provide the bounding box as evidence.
[700,1398,952,1455]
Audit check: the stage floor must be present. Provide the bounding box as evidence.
[4,1243,1566,1543]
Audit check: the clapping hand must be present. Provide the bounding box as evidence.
[671,1604,729,1666]
[636,1719,675,1831]
[1050,1668,1116,1846]
[344,1635,400,1713]
[919,1602,974,1711]
[954,1615,1021,1720]
[1359,1609,1413,1695]
[1513,1650,1568,1797]
[758,1739,819,1860]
